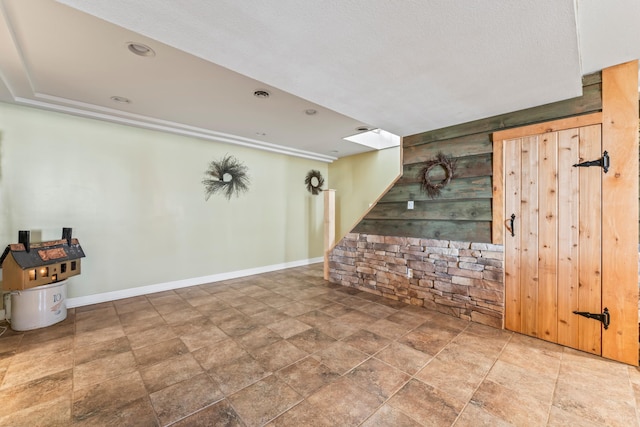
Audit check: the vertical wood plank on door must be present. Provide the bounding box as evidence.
[578,125,603,355]
[557,128,580,348]
[601,61,639,365]
[504,139,522,332]
[492,139,505,245]
[538,132,559,342]
[520,136,539,336]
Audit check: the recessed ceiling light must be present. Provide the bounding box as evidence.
[110,96,131,104]
[127,42,155,57]
[304,109,317,116]
[356,126,374,132]
[330,150,339,154]
[256,132,266,136]
[253,90,270,99]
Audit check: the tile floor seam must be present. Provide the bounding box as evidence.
[0,337,19,390]
[354,321,463,427]
[223,374,284,427]
[70,340,78,423]
[259,394,305,427]
[163,396,225,427]
[359,340,393,359]
[414,321,477,425]
[354,368,415,427]
[633,370,640,425]
[145,394,163,427]
[543,344,565,426]
[279,295,417,425]
[449,329,514,426]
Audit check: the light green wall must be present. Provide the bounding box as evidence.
[328,146,401,239]
[0,103,326,299]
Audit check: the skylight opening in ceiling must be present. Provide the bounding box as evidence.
[343,128,400,150]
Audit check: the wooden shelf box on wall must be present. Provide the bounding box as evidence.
[0,228,86,291]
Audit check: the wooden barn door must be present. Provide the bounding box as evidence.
[503,124,605,355]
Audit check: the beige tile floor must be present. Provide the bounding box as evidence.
[1,264,639,426]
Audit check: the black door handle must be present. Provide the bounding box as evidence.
[505,213,515,237]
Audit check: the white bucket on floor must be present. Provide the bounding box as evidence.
[10,280,67,331]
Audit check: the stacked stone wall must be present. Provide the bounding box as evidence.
[329,233,505,328]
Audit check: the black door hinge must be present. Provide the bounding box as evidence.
[573,151,609,173]
[573,307,610,330]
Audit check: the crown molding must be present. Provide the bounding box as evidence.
[12,94,337,163]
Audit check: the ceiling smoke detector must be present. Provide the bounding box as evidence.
[127,42,155,57]
[253,90,270,99]
[304,109,317,116]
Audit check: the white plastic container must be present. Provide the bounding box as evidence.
[10,280,67,331]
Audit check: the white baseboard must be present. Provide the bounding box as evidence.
[66,257,323,309]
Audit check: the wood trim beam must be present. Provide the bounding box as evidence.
[601,60,639,366]
[492,112,603,142]
[323,189,336,280]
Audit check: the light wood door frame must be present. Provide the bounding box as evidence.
[493,61,639,365]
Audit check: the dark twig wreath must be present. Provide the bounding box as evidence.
[419,152,456,198]
[305,170,325,195]
[202,154,250,200]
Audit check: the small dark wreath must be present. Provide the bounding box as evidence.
[419,152,456,199]
[305,170,325,195]
[202,154,250,200]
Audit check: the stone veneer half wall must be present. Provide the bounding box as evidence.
[328,234,504,328]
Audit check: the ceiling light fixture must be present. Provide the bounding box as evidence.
[127,42,155,57]
[110,96,131,104]
[253,90,270,99]
[304,109,317,116]
[356,126,374,132]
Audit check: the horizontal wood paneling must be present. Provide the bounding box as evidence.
[404,133,492,164]
[582,72,603,86]
[353,219,492,242]
[379,177,492,203]
[366,199,491,221]
[350,71,603,243]
[399,153,492,185]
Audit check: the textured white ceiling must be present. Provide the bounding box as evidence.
[1,0,638,161]
[55,0,584,136]
[576,0,640,75]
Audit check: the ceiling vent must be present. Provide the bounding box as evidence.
[110,95,131,104]
[253,90,270,99]
[127,42,155,57]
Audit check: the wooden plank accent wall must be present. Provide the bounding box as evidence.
[353,73,602,243]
